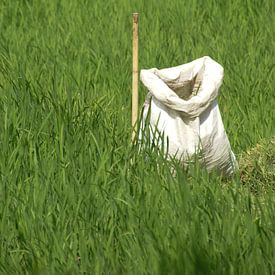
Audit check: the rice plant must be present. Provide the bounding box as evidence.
[0,0,274,274]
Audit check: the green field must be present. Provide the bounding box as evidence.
[0,0,274,274]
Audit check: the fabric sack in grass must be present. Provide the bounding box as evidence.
[140,56,238,176]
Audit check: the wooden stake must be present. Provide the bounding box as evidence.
[132,13,139,142]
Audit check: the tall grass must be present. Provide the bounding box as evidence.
[0,0,274,274]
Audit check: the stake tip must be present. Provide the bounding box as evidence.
[133,13,139,23]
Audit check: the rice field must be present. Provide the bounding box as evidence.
[0,0,274,274]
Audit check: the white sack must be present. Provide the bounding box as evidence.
[140,56,237,176]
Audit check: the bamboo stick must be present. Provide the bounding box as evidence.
[132,13,139,142]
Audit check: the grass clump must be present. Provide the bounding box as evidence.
[239,137,275,193]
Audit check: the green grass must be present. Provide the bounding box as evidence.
[0,0,274,274]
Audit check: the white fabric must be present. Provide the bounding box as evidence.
[140,56,237,176]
